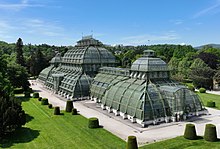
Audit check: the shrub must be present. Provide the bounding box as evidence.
[48,104,53,109]
[54,107,60,115]
[72,108,77,115]
[38,97,42,101]
[184,123,197,140]
[88,117,99,128]
[32,92,39,98]
[65,100,73,112]
[24,91,30,97]
[126,136,138,149]
[204,124,218,142]
[188,85,195,92]
[206,101,216,107]
[41,98,49,105]
[199,88,206,93]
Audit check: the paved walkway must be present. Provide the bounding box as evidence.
[30,80,220,146]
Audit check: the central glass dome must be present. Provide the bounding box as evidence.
[131,50,168,72]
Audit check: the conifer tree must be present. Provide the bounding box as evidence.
[16,38,25,67]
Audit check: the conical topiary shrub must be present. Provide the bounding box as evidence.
[204,124,218,142]
[41,98,49,105]
[65,100,73,112]
[33,92,39,98]
[88,117,99,128]
[72,108,77,115]
[184,123,197,140]
[126,136,138,149]
[54,106,60,115]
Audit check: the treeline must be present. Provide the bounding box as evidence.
[0,40,68,76]
[1,38,220,89]
[108,44,220,89]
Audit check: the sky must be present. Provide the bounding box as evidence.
[0,0,220,47]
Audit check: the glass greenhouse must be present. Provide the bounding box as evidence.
[38,36,117,99]
[39,37,206,127]
[90,50,207,126]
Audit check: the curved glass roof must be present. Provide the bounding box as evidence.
[131,50,168,72]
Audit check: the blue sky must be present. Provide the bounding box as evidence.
[0,0,220,46]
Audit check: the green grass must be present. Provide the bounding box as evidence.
[140,136,220,149]
[0,97,125,149]
[197,92,220,110]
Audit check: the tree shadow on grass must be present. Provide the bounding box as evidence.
[16,96,31,102]
[0,127,40,148]
[26,113,34,123]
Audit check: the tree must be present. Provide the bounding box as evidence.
[7,61,30,91]
[189,58,215,89]
[16,38,25,67]
[0,95,26,138]
[0,50,26,139]
[29,48,47,76]
[197,52,219,69]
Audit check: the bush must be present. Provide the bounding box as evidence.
[38,97,42,101]
[184,123,197,140]
[126,136,138,149]
[32,92,39,98]
[41,98,49,105]
[188,85,195,92]
[48,104,53,109]
[24,91,30,97]
[199,88,206,93]
[54,107,60,115]
[72,108,77,115]
[204,124,217,142]
[206,101,216,107]
[65,100,73,112]
[88,117,99,128]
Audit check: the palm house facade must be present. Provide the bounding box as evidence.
[38,36,117,99]
[39,37,206,127]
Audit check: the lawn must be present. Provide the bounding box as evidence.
[0,97,125,149]
[140,136,220,149]
[197,92,220,110]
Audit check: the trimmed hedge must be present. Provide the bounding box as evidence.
[88,117,99,128]
[72,108,77,115]
[54,107,60,115]
[206,101,216,107]
[33,92,39,98]
[204,124,218,142]
[24,91,31,98]
[65,100,73,112]
[184,123,197,140]
[48,104,53,109]
[199,88,206,93]
[38,97,42,101]
[41,98,49,105]
[126,136,138,149]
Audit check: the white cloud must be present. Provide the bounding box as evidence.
[23,19,65,37]
[121,31,180,45]
[193,0,220,18]
[170,19,183,25]
[0,0,44,11]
